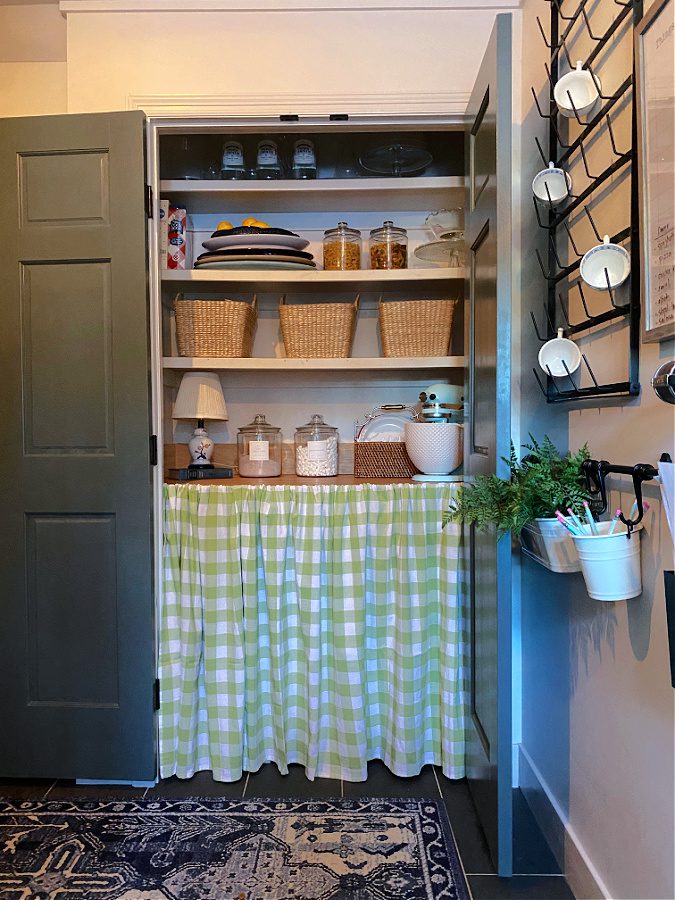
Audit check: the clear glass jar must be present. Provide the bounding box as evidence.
[291,139,317,180]
[237,414,282,477]
[254,139,282,179]
[221,140,246,180]
[323,222,362,270]
[369,220,408,269]
[294,414,339,477]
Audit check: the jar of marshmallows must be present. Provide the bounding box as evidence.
[294,414,339,477]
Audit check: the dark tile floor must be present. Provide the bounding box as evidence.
[0,767,575,899]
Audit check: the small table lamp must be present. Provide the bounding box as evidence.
[172,372,228,468]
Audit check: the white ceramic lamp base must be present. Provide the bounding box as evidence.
[188,424,215,467]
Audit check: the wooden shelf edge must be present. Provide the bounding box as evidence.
[160,176,464,194]
[161,267,465,283]
[162,355,465,370]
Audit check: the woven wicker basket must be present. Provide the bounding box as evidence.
[379,298,458,357]
[353,442,418,478]
[279,295,358,358]
[174,294,257,357]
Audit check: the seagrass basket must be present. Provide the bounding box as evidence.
[379,298,458,357]
[353,442,418,478]
[279,295,358,358]
[174,294,257,357]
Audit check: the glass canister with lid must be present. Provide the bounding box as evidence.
[237,414,282,477]
[294,414,339,476]
[369,220,408,269]
[323,222,362,270]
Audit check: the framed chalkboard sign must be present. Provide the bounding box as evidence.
[636,0,675,343]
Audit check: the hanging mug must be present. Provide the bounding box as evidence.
[554,61,600,118]
[532,162,572,206]
[580,235,631,291]
[538,328,582,377]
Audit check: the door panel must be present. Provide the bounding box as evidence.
[0,111,155,781]
[464,14,513,876]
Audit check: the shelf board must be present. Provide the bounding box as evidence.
[165,475,420,487]
[160,176,464,212]
[163,355,464,371]
[162,267,464,292]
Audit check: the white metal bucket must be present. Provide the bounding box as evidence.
[572,521,642,601]
[520,518,581,573]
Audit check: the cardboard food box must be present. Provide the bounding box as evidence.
[159,200,170,267]
[167,206,190,269]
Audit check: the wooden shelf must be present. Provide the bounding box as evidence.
[161,267,464,292]
[160,176,463,213]
[165,475,421,487]
[163,355,465,371]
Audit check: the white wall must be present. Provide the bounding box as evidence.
[0,3,67,116]
[518,0,675,897]
[62,2,510,114]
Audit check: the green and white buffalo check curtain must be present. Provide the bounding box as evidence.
[159,483,467,782]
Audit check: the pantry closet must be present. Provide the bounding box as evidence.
[0,13,514,877]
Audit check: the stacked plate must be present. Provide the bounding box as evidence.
[195,225,315,271]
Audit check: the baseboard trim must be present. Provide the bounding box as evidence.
[518,744,610,900]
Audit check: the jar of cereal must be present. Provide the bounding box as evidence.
[294,414,339,477]
[323,222,362,270]
[369,220,408,269]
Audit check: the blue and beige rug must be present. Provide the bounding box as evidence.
[0,797,469,899]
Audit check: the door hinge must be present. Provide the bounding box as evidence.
[150,434,158,466]
[153,678,160,711]
[145,184,153,219]
[280,113,299,122]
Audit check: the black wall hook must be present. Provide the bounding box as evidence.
[581,459,659,532]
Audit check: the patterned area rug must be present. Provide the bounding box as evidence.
[0,797,469,900]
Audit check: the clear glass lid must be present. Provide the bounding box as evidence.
[238,413,281,434]
[369,220,407,238]
[295,413,338,435]
[324,221,361,239]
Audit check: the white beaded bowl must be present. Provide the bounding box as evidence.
[404,422,464,475]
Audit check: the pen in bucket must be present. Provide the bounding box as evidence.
[628,499,650,520]
[555,510,581,535]
[607,509,622,535]
[583,500,598,535]
[567,507,585,533]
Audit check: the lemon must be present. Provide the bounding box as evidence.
[252,220,270,228]
[216,220,233,230]
[242,217,258,227]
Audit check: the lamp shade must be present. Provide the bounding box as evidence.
[172,372,228,421]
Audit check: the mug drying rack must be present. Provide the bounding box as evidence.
[531,0,643,403]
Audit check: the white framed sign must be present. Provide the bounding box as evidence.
[636,0,675,343]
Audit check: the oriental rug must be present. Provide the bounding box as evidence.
[0,797,469,900]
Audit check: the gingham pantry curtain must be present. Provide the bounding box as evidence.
[159,483,467,782]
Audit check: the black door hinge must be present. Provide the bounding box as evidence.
[280,113,299,122]
[329,114,349,121]
[145,184,153,219]
[153,678,160,711]
[150,434,158,466]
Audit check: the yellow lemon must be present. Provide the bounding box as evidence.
[216,220,233,230]
[251,220,270,228]
[242,217,258,226]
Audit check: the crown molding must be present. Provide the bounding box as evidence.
[61,0,520,12]
[128,90,470,118]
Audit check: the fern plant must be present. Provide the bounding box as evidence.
[443,435,591,536]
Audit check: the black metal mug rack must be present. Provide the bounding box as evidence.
[531,0,644,404]
[581,457,658,531]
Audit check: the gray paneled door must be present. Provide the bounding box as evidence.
[0,111,156,781]
[464,15,513,876]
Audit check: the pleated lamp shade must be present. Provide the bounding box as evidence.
[172,372,228,421]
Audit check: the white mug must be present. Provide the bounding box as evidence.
[580,235,631,291]
[532,162,572,206]
[538,328,582,377]
[554,61,600,118]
